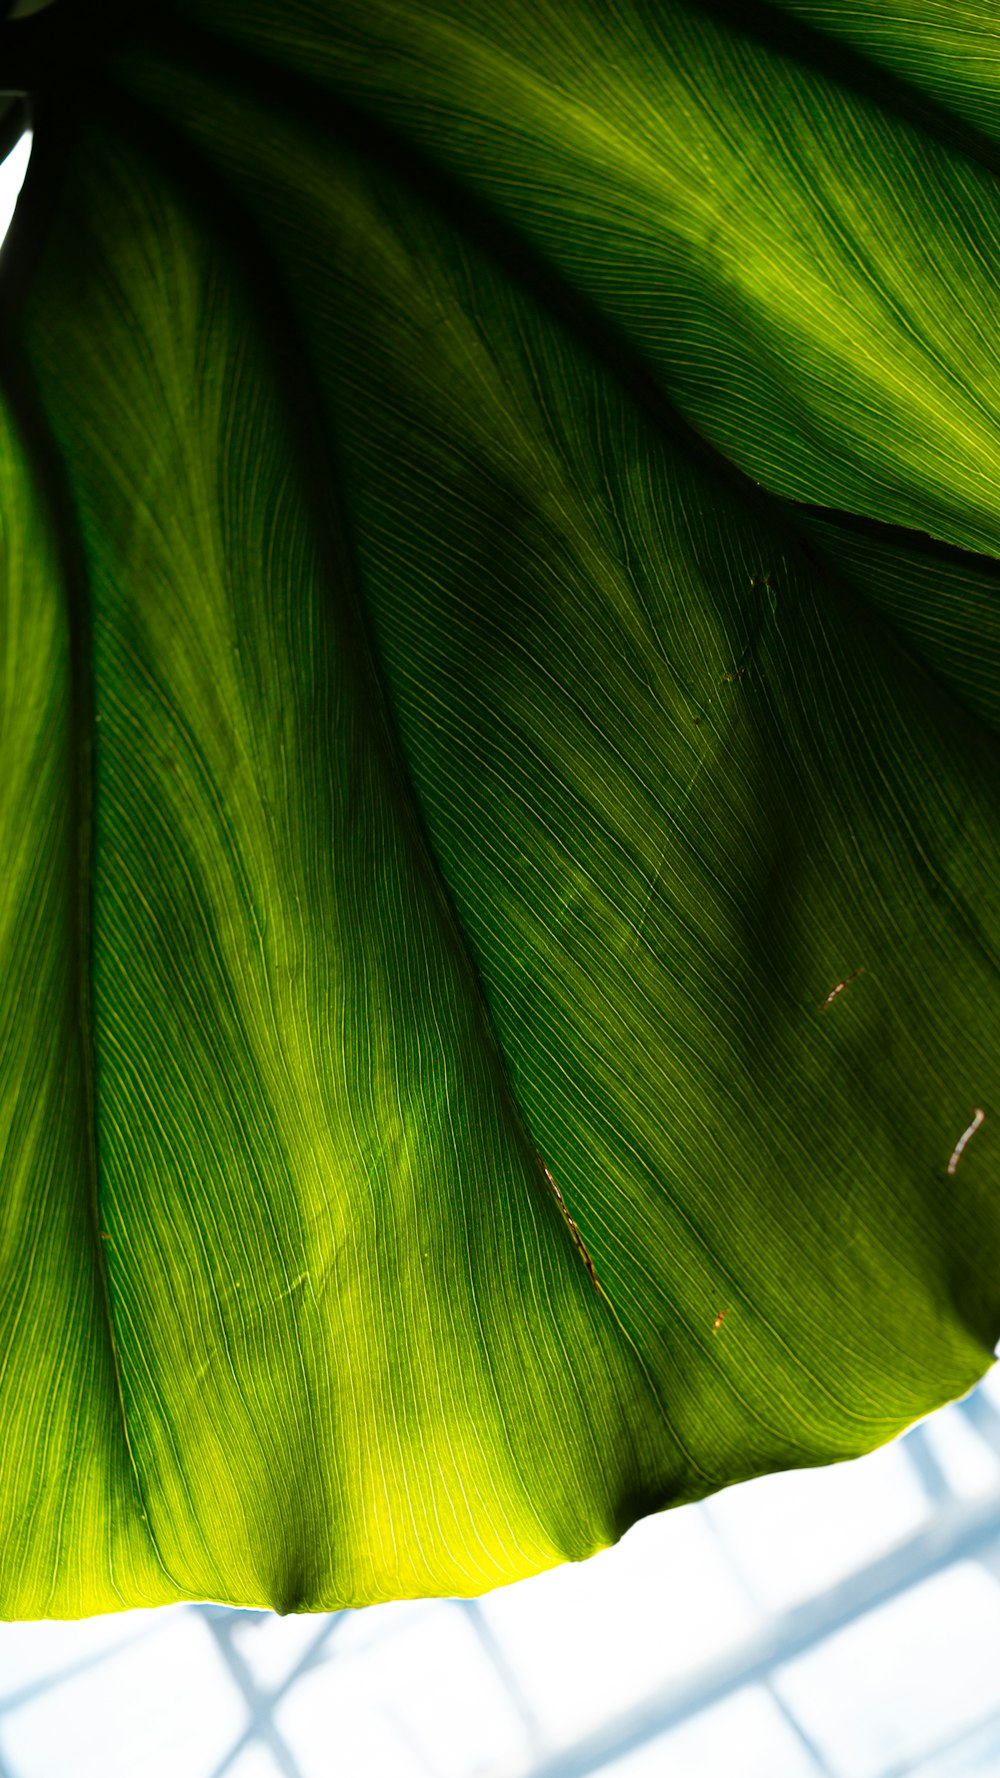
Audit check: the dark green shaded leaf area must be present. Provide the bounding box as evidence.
[0,0,998,1616]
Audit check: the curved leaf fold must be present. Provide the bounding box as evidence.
[0,0,997,1615]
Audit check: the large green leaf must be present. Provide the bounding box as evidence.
[0,0,997,1617]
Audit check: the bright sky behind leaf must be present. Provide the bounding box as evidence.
[0,131,31,246]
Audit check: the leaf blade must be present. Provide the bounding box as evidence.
[1,0,999,1615]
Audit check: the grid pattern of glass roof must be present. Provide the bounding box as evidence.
[2,1366,999,1778]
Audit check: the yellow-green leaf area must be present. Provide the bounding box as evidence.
[165,0,1000,554]
[1,0,999,1618]
[19,131,677,1613]
[0,391,169,1616]
[120,65,1000,1479]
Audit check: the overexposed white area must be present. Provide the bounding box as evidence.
[774,1563,1000,1778]
[0,1366,999,1778]
[476,1500,759,1747]
[2,1609,243,1778]
[700,1435,932,1614]
[919,1398,1000,1499]
[0,129,31,247]
[599,1687,823,1778]
[274,1604,530,1778]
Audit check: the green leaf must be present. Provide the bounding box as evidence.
[0,0,998,1616]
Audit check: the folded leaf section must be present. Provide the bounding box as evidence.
[772,0,1000,147]
[19,128,673,1613]
[0,389,170,1616]
[122,70,1000,1493]
[165,0,1000,559]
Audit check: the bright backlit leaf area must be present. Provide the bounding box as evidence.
[3,1372,1000,1776]
[0,0,998,1627]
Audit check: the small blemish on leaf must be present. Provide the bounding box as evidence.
[819,966,864,1013]
[539,1155,606,1299]
[947,1106,985,1176]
